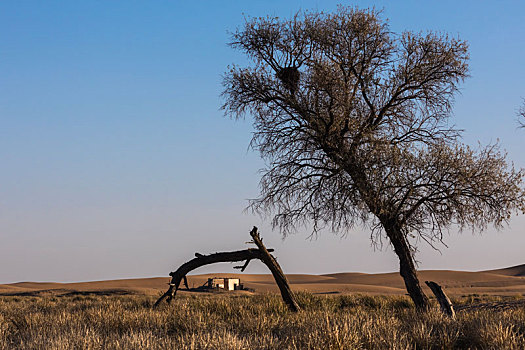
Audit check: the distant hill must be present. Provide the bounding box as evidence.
[1,265,524,297]
[483,264,525,277]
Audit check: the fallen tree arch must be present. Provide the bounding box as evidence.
[153,226,300,312]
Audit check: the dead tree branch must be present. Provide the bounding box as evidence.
[153,227,299,312]
[249,226,300,311]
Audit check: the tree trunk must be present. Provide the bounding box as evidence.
[341,153,429,311]
[384,223,430,311]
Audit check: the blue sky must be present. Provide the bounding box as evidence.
[1,1,524,283]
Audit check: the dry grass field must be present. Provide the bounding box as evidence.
[1,265,524,349]
[0,292,524,349]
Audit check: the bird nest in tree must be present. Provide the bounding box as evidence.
[277,66,300,93]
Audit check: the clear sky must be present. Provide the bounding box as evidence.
[1,1,524,283]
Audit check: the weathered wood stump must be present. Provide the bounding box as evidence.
[425,281,455,318]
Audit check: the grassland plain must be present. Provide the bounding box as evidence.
[0,292,524,349]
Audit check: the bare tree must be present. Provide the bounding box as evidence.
[222,7,525,311]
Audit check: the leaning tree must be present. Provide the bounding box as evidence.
[222,7,525,310]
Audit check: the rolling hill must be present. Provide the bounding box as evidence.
[1,264,524,297]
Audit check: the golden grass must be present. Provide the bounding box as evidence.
[0,293,524,349]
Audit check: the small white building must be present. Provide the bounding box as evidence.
[207,277,241,291]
